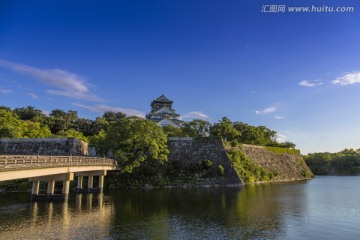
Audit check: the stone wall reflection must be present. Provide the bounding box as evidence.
[110,185,308,239]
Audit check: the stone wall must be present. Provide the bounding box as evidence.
[167,137,241,186]
[239,144,313,181]
[167,138,313,186]
[0,138,88,156]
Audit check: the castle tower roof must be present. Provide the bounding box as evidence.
[150,94,173,106]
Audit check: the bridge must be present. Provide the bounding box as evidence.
[0,155,117,201]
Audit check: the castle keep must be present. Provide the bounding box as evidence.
[146,94,183,128]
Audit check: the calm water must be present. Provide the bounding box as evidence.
[1,176,360,239]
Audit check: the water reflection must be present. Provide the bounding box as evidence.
[108,184,309,239]
[2,178,358,240]
[0,186,308,239]
[227,182,309,239]
[0,193,114,240]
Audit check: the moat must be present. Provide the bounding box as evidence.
[1,176,360,239]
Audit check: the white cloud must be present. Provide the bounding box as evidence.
[0,88,13,94]
[276,133,287,143]
[73,103,145,118]
[264,107,276,114]
[42,110,51,116]
[256,106,277,115]
[332,72,360,85]
[0,59,103,102]
[179,111,210,120]
[299,80,323,87]
[274,116,284,120]
[27,93,38,99]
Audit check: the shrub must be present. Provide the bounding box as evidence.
[231,140,239,147]
[201,159,213,169]
[227,149,274,184]
[218,165,225,175]
[265,146,300,155]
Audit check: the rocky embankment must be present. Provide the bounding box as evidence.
[238,144,313,181]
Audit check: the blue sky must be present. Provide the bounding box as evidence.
[0,0,360,154]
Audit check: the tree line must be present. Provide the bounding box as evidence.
[0,105,295,173]
[304,149,360,175]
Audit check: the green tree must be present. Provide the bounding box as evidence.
[89,129,107,150]
[210,117,241,142]
[56,129,89,142]
[0,106,11,111]
[304,149,360,175]
[13,106,46,123]
[102,111,126,124]
[103,117,169,173]
[269,141,296,149]
[73,118,95,136]
[182,119,211,138]
[0,109,23,138]
[92,116,110,133]
[163,125,185,137]
[233,122,277,145]
[22,121,52,138]
[47,109,79,133]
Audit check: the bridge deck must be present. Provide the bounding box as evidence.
[0,155,117,181]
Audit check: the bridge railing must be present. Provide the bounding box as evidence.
[0,155,117,171]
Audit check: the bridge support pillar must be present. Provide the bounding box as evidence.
[77,176,83,190]
[62,180,70,200]
[75,170,107,193]
[47,181,55,199]
[31,181,40,201]
[87,175,94,193]
[30,173,74,201]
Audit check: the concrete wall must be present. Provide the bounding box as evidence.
[0,138,88,156]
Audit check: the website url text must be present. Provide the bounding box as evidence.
[261,5,355,13]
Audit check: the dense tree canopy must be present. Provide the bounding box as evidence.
[210,117,241,142]
[209,117,295,148]
[21,121,52,138]
[0,106,131,139]
[56,129,88,142]
[0,108,51,138]
[162,125,185,137]
[0,109,23,138]
[101,117,169,173]
[47,109,79,133]
[162,119,212,138]
[14,106,46,123]
[182,119,211,137]
[304,149,360,175]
